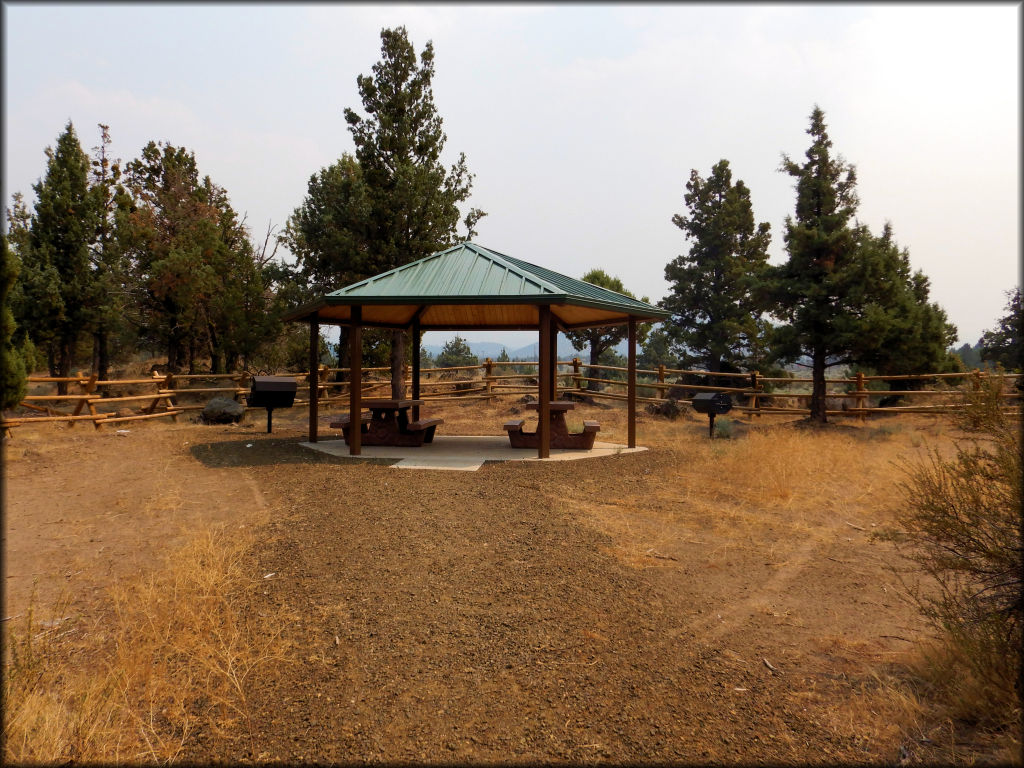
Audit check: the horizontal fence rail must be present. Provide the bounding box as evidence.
[3,359,1020,433]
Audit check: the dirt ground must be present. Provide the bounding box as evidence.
[2,399,973,763]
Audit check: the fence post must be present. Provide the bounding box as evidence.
[750,370,760,418]
[855,371,867,422]
[657,364,666,400]
[72,371,98,420]
[484,358,493,397]
[971,368,983,391]
[573,357,583,391]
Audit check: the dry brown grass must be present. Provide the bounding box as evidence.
[2,526,292,763]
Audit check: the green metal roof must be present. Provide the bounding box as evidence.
[284,242,671,329]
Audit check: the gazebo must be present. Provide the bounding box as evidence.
[283,242,671,459]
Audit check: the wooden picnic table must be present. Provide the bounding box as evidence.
[332,399,443,447]
[504,400,600,450]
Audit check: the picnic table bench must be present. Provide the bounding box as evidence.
[333,399,443,447]
[504,401,600,450]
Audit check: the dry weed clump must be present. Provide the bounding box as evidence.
[3,527,291,763]
[892,378,1022,762]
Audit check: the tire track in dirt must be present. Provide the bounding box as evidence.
[182,447,872,764]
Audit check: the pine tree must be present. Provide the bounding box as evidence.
[661,159,772,373]
[24,122,99,391]
[286,26,482,396]
[86,124,130,379]
[565,269,649,391]
[771,108,961,421]
[770,107,864,423]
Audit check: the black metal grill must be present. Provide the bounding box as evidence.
[691,392,732,438]
[247,376,297,433]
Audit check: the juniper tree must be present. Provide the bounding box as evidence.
[123,141,272,373]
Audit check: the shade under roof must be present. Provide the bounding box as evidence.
[284,242,671,330]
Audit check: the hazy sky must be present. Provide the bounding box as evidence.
[3,2,1020,352]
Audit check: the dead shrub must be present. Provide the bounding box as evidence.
[895,375,1022,746]
[2,528,291,763]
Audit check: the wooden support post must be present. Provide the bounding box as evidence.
[309,317,320,443]
[549,322,559,399]
[627,316,637,448]
[538,306,552,459]
[411,316,421,422]
[349,308,362,456]
[573,357,582,391]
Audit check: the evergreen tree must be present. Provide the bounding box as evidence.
[23,122,98,389]
[661,159,772,373]
[771,107,961,421]
[286,26,482,396]
[769,107,865,423]
[281,155,372,299]
[980,287,1022,371]
[1,237,28,410]
[85,124,131,379]
[123,141,272,373]
[435,334,478,368]
[953,342,984,371]
[852,223,960,385]
[565,269,649,391]
[637,324,679,371]
[5,192,58,368]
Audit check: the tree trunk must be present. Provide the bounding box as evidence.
[96,328,109,381]
[167,337,183,374]
[336,327,350,381]
[587,344,601,391]
[390,329,406,399]
[810,350,828,423]
[56,337,73,395]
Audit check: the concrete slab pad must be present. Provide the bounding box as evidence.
[299,435,646,471]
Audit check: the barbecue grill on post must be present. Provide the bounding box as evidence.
[246,376,297,433]
[691,392,732,438]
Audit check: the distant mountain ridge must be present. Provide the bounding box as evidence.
[422,338,629,361]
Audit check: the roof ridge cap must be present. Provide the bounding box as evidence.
[465,243,563,295]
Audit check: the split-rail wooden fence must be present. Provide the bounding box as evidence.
[3,359,1020,435]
